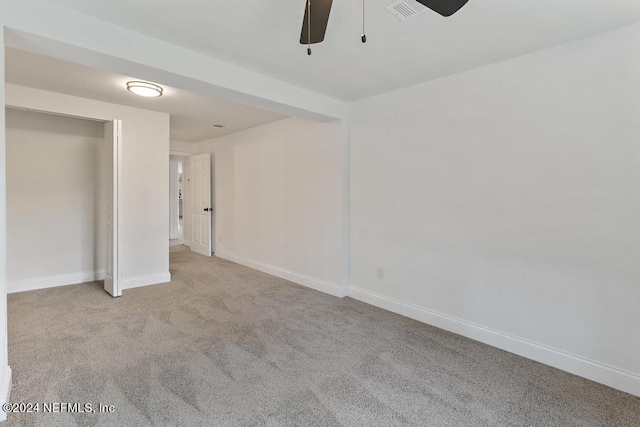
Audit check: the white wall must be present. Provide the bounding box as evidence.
[170,140,199,154]
[0,23,11,419]
[199,118,345,296]
[6,109,104,290]
[6,85,172,290]
[350,24,640,396]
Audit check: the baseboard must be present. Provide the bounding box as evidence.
[216,250,348,298]
[0,366,12,422]
[120,272,172,291]
[350,286,640,398]
[8,270,105,294]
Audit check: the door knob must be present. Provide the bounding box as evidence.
[204,208,213,212]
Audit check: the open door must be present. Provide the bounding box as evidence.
[104,120,122,297]
[189,153,212,256]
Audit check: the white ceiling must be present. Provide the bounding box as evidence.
[48,0,640,101]
[4,48,287,142]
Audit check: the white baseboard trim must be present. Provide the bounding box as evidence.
[350,286,640,398]
[120,272,172,291]
[8,270,105,294]
[0,366,12,422]
[216,250,348,298]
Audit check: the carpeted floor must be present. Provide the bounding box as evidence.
[6,246,640,426]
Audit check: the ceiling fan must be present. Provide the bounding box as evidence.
[300,0,470,54]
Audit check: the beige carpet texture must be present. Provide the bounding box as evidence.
[6,246,640,426]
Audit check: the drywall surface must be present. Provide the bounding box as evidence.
[350,24,640,395]
[170,140,199,154]
[199,118,344,295]
[0,26,11,419]
[6,109,104,287]
[6,85,171,288]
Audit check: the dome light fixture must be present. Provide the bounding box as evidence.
[126,81,163,98]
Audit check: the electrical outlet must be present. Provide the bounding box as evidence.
[376,267,385,280]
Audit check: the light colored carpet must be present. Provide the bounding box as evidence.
[6,249,640,426]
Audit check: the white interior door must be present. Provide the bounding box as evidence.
[189,153,212,256]
[104,120,122,297]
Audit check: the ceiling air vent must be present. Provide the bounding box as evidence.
[386,0,428,22]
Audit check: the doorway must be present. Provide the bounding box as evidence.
[5,108,122,297]
[169,155,184,245]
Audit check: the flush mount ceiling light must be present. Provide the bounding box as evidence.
[126,81,163,97]
[213,124,227,128]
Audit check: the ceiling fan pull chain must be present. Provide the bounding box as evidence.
[361,0,367,43]
[307,0,312,55]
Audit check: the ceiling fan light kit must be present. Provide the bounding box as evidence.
[299,0,470,54]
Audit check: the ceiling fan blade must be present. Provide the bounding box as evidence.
[299,0,334,45]
[415,0,470,17]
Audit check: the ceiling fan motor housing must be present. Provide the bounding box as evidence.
[416,0,470,17]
